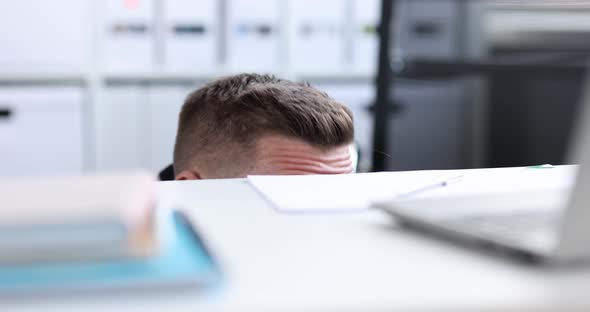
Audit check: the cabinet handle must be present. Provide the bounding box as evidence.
[366,100,405,115]
[0,108,12,120]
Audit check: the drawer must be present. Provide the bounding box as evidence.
[0,87,84,176]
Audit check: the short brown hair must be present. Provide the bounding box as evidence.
[173,73,354,177]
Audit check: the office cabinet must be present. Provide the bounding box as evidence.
[386,81,468,171]
[103,0,155,71]
[0,1,381,174]
[352,0,380,73]
[96,86,145,170]
[162,0,219,71]
[395,0,461,59]
[0,1,89,71]
[0,87,84,176]
[373,0,469,171]
[289,0,346,73]
[147,85,198,171]
[226,0,281,72]
[97,85,198,172]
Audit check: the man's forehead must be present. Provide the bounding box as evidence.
[251,135,353,175]
[257,135,341,152]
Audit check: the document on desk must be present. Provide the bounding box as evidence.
[247,171,458,212]
[248,166,578,212]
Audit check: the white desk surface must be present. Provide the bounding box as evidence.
[7,169,590,311]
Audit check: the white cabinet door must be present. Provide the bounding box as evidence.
[226,0,281,72]
[289,0,346,74]
[96,86,145,170]
[102,0,155,71]
[0,87,84,177]
[0,0,89,71]
[162,0,219,71]
[147,85,199,171]
[97,85,199,173]
[352,0,380,74]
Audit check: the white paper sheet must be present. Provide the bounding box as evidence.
[248,166,578,213]
[247,170,458,212]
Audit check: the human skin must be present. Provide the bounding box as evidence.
[175,134,353,180]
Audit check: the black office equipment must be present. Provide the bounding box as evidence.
[373,0,590,170]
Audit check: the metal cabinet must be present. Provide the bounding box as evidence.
[387,81,468,171]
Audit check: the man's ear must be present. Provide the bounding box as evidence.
[175,169,203,180]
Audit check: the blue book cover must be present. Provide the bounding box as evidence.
[0,211,221,295]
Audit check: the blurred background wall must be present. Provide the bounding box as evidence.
[0,0,587,176]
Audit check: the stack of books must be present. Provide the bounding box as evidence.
[0,172,158,264]
[0,172,220,295]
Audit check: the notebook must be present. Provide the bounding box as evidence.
[0,172,157,263]
[0,211,221,295]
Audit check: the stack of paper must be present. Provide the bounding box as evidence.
[0,211,220,295]
[0,172,221,295]
[248,166,578,213]
[0,172,158,263]
[248,171,458,212]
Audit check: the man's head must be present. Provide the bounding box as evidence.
[173,73,354,180]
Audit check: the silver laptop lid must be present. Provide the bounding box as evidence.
[556,66,590,261]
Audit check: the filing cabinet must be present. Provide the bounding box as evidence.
[387,81,468,171]
[226,0,282,72]
[0,87,84,176]
[102,0,155,71]
[289,0,347,73]
[96,85,145,170]
[147,85,199,171]
[0,1,89,71]
[394,0,462,60]
[97,85,200,172]
[162,0,219,71]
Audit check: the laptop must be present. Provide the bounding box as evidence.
[374,71,590,264]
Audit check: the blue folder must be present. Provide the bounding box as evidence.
[0,211,221,295]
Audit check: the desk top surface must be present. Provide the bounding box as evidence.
[7,168,590,311]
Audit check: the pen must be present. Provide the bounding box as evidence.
[397,175,464,198]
